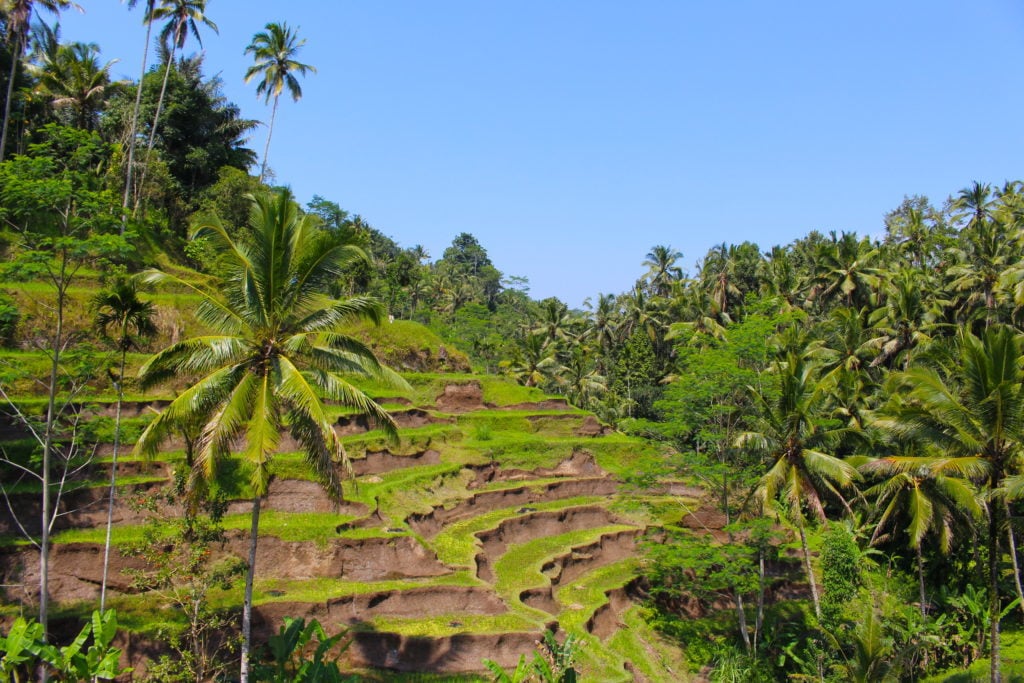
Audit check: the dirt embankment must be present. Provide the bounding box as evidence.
[521,529,640,614]
[474,506,624,583]
[467,450,606,487]
[254,585,506,629]
[408,477,618,538]
[351,449,441,477]
[346,628,554,673]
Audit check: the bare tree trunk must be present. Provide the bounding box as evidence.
[133,46,176,213]
[258,94,279,183]
[1004,501,1024,622]
[798,518,821,619]
[0,34,23,163]
[990,499,1002,683]
[121,4,155,229]
[240,496,261,683]
[754,547,765,651]
[99,350,127,612]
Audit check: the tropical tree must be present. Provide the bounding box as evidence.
[738,350,859,618]
[133,189,407,682]
[642,244,683,297]
[874,326,1024,682]
[136,0,217,205]
[244,21,315,182]
[860,455,983,617]
[0,0,80,161]
[92,277,156,613]
[31,40,120,130]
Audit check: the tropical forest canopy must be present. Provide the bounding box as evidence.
[4,2,1024,682]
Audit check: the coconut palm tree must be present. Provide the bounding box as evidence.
[31,41,120,130]
[92,277,156,613]
[860,455,983,617]
[135,0,216,206]
[738,351,859,619]
[244,21,315,182]
[874,326,1024,682]
[0,0,80,161]
[133,189,407,683]
[642,244,683,297]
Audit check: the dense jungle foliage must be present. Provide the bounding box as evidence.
[2,2,1024,682]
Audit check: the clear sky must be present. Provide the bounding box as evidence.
[57,1,1024,308]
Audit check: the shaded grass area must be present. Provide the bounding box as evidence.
[363,612,540,638]
[253,572,481,605]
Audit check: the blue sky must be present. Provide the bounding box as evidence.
[58,1,1024,307]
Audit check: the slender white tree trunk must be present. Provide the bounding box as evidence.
[121,6,155,229]
[240,496,261,683]
[133,44,176,212]
[99,349,127,612]
[258,94,279,183]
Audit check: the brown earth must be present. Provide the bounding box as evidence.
[523,529,641,616]
[467,450,606,488]
[346,629,551,672]
[434,382,491,413]
[225,533,449,582]
[351,448,441,476]
[587,578,648,640]
[474,506,625,583]
[253,585,506,629]
[407,477,619,539]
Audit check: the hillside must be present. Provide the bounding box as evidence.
[0,313,696,680]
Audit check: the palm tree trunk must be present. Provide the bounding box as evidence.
[915,545,927,617]
[133,46,176,213]
[1004,500,1024,622]
[121,4,155,228]
[990,498,1002,683]
[0,34,24,163]
[754,547,765,651]
[99,349,127,612]
[258,94,279,183]
[798,518,822,619]
[240,495,261,683]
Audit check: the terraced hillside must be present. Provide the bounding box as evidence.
[0,366,694,680]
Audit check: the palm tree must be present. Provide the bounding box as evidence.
[244,22,315,182]
[136,0,217,206]
[874,326,1024,682]
[31,41,120,130]
[133,189,407,683]
[0,0,80,161]
[642,244,683,297]
[860,455,983,617]
[92,277,156,613]
[738,351,859,618]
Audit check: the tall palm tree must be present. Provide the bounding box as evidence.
[0,0,80,161]
[738,351,859,618]
[642,244,683,297]
[135,0,216,206]
[244,21,315,182]
[860,455,983,617]
[133,189,407,683]
[31,41,120,130]
[92,277,156,613]
[874,326,1024,682]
